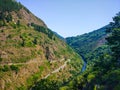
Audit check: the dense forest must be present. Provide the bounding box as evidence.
[66,25,110,62]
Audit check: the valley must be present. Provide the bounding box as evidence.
[0,0,120,90]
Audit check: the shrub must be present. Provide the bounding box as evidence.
[6,14,12,22]
[10,65,19,72]
[0,57,2,62]
[16,86,27,90]
[2,65,10,72]
[87,73,95,82]
[32,79,60,90]
[59,86,70,90]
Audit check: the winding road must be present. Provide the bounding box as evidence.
[1,56,87,79]
[44,59,70,78]
[44,57,87,79]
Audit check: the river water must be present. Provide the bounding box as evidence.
[80,55,87,73]
[81,60,87,72]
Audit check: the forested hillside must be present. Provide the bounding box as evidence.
[66,25,110,62]
[62,12,120,90]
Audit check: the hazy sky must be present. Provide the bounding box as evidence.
[17,0,120,37]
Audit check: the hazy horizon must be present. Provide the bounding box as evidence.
[17,0,120,37]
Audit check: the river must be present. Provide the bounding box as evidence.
[81,60,87,72]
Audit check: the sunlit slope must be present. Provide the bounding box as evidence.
[0,0,83,89]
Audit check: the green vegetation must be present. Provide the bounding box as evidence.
[31,54,83,90]
[16,86,27,90]
[20,33,35,47]
[0,65,20,72]
[27,72,42,88]
[0,2,83,88]
[31,23,55,39]
[0,0,22,26]
[0,57,2,62]
[0,65,10,72]
[2,0,118,90]
[62,12,120,90]
[0,0,22,12]
[32,79,60,90]
[66,25,109,62]
[10,65,19,72]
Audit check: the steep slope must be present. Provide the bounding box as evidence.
[0,0,83,90]
[66,25,110,62]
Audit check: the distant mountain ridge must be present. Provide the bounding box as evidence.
[66,25,110,62]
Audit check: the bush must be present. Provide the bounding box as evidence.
[6,14,12,22]
[10,65,19,72]
[59,86,70,90]
[0,57,2,62]
[2,65,10,72]
[32,79,60,90]
[87,73,95,82]
[10,22,17,28]
[16,86,27,90]
[20,33,35,47]
[0,20,6,27]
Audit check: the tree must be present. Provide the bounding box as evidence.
[17,20,20,26]
[6,13,12,22]
[106,12,120,66]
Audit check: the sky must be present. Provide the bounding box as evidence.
[17,0,120,37]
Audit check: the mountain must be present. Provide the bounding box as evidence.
[66,25,110,62]
[63,13,120,90]
[0,0,83,90]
